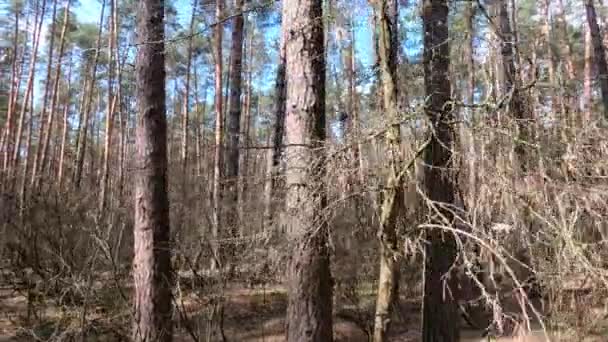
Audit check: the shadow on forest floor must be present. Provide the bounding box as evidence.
[1,281,606,341]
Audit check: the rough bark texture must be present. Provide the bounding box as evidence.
[372,1,403,341]
[421,1,460,341]
[584,0,608,119]
[132,0,173,338]
[283,0,333,340]
[495,0,531,172]
[225,0,245,243]
[263,29,286,229]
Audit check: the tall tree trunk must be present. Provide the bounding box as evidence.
[19,89,35,211]
[212,0,225,269]
[57,53,73,191]
[74,0,105,189]
[30,0,58,188]
[372,1,403,341]
[283,0,333,340]
[583,23,593,121]
[262,28,286,230]
[225,0,245,248]
[2,6,21,176]
[11,0,46,186]
[99,0,116,214]
[421,1,459,341]
[584,0,608,119]
[132,0,173,338]
[463,0,476,205]
[181,0,196,187]
[495,0,531,172]
[39,0,72,189]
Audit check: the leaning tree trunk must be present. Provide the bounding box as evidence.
[372,1,403,341]
[225,0,245,251]
[421,1,460,342]
[11,0,46,188]
[38,0,72,189]
[283,0,333,340]
[132,0,173,338]
[584,0,608,119]
[29,0,57,189]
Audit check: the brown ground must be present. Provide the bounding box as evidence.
[0,283,605,341]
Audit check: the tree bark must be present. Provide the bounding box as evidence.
[57,53,73,191]
[583,23,593,121]
[225,0,245,247]
[421,1,460,341]
[283,0,333,340]
[262,27,286,229]
[132,0,173,338]
[38,0,72,189]
[2,5,21,176]
[584,0,608,119]
[30,0,58,189]
[372,0,403,341]
[212,0,225,269]
[495,0,531,172]
[11,0,46,187]
[99,0,116,214]
[74,0,105,189]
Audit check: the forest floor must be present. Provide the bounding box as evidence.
[0,278,606,341]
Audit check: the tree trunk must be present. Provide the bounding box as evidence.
[212,0,225,269]
[372,1,403,341]
[225,0,245,248]
[132,0,173,338]
[74,0,105,189]
[11,0,46,187]
[99,0,116,214]
[584,0,608,119]
[57,53,73,191]
[583,23,593,121]
[30,0,58,188]
[262,27,286,229]
[421,1,460,342]
[2,6,20,176]
[38,0,72,189]
[495,0,531,172]
[283,0,333,340]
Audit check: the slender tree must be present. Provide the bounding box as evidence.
[372,0,403,340]
[283,0,333,340]
[132,0,173,337]
[225,0,245,245]
[73,0,105,188]
[99,0,116,213]
[212,0,225,269]
[584,0,608,119]
[262,27,286,229]
[30,0,58,188]
[421,1,459,341]
[39,0,72,188]
[11,0,47,185]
